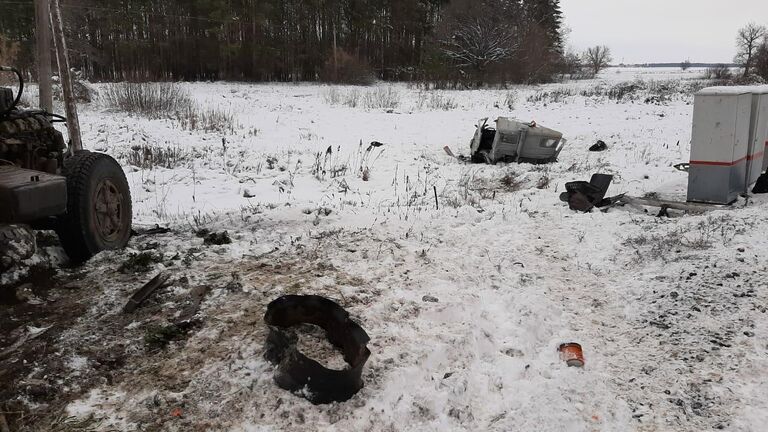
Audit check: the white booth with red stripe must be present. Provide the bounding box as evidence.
[687,86,768,204]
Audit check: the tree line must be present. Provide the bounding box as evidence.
[1,0,573,86]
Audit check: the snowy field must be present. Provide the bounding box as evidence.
[5,67,768,431]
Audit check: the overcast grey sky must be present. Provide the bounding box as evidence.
[560,0,767,64]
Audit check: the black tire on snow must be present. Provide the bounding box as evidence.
[56,151,132,263]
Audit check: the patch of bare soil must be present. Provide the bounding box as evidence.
[1,227,374,431]
[0,265,90,430]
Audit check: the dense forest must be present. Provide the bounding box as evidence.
[0,0,568,85]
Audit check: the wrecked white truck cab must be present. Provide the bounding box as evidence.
[470,117,566,164]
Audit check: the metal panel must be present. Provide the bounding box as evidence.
[490,118,562,163]
[746,86,768,185]
[687,88,752,204]
[752,89,768,174]
[0,166,67,223]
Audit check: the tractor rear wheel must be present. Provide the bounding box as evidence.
[56,151,132,264]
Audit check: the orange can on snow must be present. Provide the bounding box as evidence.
[558,343,584,367]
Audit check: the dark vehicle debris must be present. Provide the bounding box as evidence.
[123,271,170,313]
[753,172,768,194]
[134,224,172,236]
[559,174,617,212]
[589,140,608,152]
[203,231,232,246]
[263,295,370,404]
[1,66,132,265]
[558,342,585,367]
[469,118,566,164]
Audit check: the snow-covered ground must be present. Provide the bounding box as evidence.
[6,68,768,431]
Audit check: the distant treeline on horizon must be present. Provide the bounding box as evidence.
[617,63,738,68]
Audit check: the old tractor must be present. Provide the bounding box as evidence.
[0,66,131,266]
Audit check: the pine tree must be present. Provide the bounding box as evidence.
[524,0,564,55]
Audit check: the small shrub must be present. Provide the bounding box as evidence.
[527,88,575,104]
[103,82,192,117]
[499,171,524,191]
[428,93,458,110]
[127,144,188,170]
[704,64,733,80]
[344,89,361,107]
[416,91,458,111]
[103,82,235,133]
[323,87,341,105]
[177,105,236,133]
[363,87,400,110]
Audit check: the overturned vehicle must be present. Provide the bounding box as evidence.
[470,117,566,164]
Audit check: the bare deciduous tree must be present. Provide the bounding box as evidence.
[735,23,767,77]
[583,45,612,76]
[440,16,520,78]
[681,59,692,71]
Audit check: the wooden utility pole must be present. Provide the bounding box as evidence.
[34,0,53,112]
[49,0,82,152]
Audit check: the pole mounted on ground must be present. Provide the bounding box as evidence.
[49,0,83,152]
[34,0,53,112]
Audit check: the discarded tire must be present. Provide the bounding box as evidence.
[263,295,370,404]
[56,151,132,264]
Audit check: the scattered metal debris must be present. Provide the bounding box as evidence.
[470,118,566,164]
[135,224,172,236]
[243,246,279,260]
[559,174,617,212]
[203,231,232,246]
[263,295,370,404]
[558,343,584,367]
[560,174,724,214]
[123,272,170,313]
[617,195,723,214]
[589,140,608,152]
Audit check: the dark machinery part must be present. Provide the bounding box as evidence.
[1,66,132,263]
[0,66,23,117]
[0,166,67,223]
[559,174,615,212]
[264,295,371,404]
[1,67,67,173]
